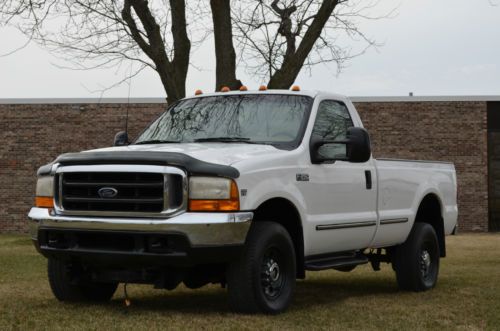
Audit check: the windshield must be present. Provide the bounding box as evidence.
[135,94,313,148]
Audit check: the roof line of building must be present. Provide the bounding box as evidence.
[350,95,500,102]
[0,98,168,104]
[1,95,500,104]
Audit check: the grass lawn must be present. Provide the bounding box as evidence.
[0,234,499,330]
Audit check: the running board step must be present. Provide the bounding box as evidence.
[305,253,368,271]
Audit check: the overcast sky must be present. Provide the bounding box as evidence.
[0,0,499,99]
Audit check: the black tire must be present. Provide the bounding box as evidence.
[48,258,118,302]
[227,222,296,314]
[393,223,440,291]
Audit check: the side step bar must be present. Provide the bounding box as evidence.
[304,252,368,271]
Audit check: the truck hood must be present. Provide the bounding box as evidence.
[89,143,286,166]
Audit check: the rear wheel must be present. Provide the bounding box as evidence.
[393,223,440,291]
[48,258,118,302]
[227,222,296,314]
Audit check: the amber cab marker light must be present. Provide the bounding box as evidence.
[258,85,267,91]
[291,85,301,91]
[35,196,53,208]
[239,86,248,91]
[221,86,230,92]
[194,89,203,95]
[189,180,240,212]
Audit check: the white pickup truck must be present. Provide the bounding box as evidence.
[29,90,458,314]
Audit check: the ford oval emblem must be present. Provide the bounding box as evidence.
[98,187,118,198]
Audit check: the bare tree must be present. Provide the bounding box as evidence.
[232,0,385,89]
[0,0,385,100]
[0,0,194,104]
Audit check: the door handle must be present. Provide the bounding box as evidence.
[365,170,372,190]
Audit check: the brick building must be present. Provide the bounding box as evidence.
[0,96,498,233]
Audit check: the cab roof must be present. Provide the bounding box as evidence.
[184,89,350,102]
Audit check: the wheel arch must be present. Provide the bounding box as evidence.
[414,193,446,257]
[252,197,305,279]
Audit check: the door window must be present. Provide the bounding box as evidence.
[312,101,354,159]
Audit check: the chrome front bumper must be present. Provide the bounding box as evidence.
[28,207,253,246]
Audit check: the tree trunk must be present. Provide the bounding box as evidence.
[169,0,190,101]
[122,0,190,104]
[267,57,301,89]
[210,0,242,91]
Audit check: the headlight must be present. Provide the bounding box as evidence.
[188,177,239,211]
[35,176,54,208]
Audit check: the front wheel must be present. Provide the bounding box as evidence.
[48,258,118,302]
[392,222,440,291]
[227,222,296,314]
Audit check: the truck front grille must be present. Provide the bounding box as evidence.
[56,170,185,215]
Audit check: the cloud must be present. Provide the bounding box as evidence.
[458,64,498,76]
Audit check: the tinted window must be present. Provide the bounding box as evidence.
[312,101,353,159]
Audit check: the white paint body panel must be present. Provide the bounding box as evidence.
[86,90,458,257]
[371,159,458,247]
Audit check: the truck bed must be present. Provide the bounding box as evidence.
[370,158,458,248]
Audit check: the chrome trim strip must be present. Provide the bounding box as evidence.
[50,163,60,175]
[57,174,63,210]
[380,218,409,225]
[316,221,377,231]
[163,173,170,211]
[55,164,185,175]
[29,207,252,224]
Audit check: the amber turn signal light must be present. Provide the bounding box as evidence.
[258,85,267,91]
[35,196,54,208]
[189,199,239,211]
[291,85,301,91]
[239,86,248,91]
[195,89,203,95]
[221,86,230,92]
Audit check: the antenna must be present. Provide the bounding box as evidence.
[113,64,134,146]
[125,64,133,134]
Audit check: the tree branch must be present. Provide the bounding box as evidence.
[268,0,340,88]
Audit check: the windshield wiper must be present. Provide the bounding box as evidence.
[135,139,181,145]
[194,137,253,143]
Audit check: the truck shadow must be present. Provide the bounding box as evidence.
[107,275,399,314]
[292,277,399,310]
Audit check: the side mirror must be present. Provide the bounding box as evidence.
[113,131,129,146]
[310,127,371,164]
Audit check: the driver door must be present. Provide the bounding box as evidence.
[303,100,377,255]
